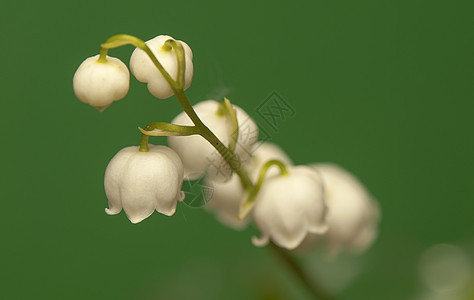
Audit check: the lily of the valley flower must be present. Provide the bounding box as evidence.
[73,55,130,111]
[205,142,293,230]
[311,163,380,255]
[252,166,328,250]
[205,174,247,229]
[104,144,185,223]
[129,35,193,99]
[168,100,258,182]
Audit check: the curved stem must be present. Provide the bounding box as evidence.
[254,159,288,188]
[100,34,177,89]
[238,159,288,219]
[173,89,253,190]
[98,47,108,63]
[163,39,185,89]
[269,242,336,300]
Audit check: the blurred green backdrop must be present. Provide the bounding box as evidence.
[1,0,473,299]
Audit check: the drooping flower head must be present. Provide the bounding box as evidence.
[310,163,380,255]
[205,142,293,230]
[73,55,130,111]
[252,165,328,250]
[130,35,193,99]
[104,145,185,223]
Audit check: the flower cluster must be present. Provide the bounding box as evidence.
[73,33,380,255]
[204,140,380,252]
[73,34,193,111]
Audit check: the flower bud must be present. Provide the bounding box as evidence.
[205,142,292,230]
[168,100,258,182]
[252,166,328,250]
[311,163,380,255]
[104,145,185,223]
[130,35,193,99]
[73,55,130,111]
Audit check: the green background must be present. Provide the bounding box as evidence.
[1,0,473,299]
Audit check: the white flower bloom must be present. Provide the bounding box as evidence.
[168,100,258,182]
[205,174,247,229]
[252,166,328,250]
[104,144,185,223]
[205,142,293,230]
[311,163,380,255]
[73,55,130,111]
[129,35,193,99]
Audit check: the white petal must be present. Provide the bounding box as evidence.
[119,153,163,222]
[348,199,380,252]
[129,35,193,99]
[251,166,328,250]
[73,55,130,110]
[104,145,184,223]
[177,191,185,202]
[311,163,380,254]
[232,106,259,164]
[130,35,173,83]
[205,173,249,230]
[104,146,137,215]
[252,234,270,247]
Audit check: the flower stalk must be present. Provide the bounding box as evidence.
[100,34,176,89]
[269,242,335,300]
[239,159,289,219]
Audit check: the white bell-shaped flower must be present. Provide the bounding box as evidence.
[311,163,380,255]
[130,35,193,99]
[205,142,293,230]
[168,100,258,182]
[104,144,185,223]
[204,174,247,229]
[73,55,130,111]
[252,166,328,250]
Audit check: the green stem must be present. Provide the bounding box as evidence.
[239,159,288,219]
[173,89,253,190]
[139,134,149,152]
[163,39,185,89]
[98,47,108,63]
[254,159,288,192]
[100,34,177,89]
[164,42,253,189]
[269,242,336,300]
